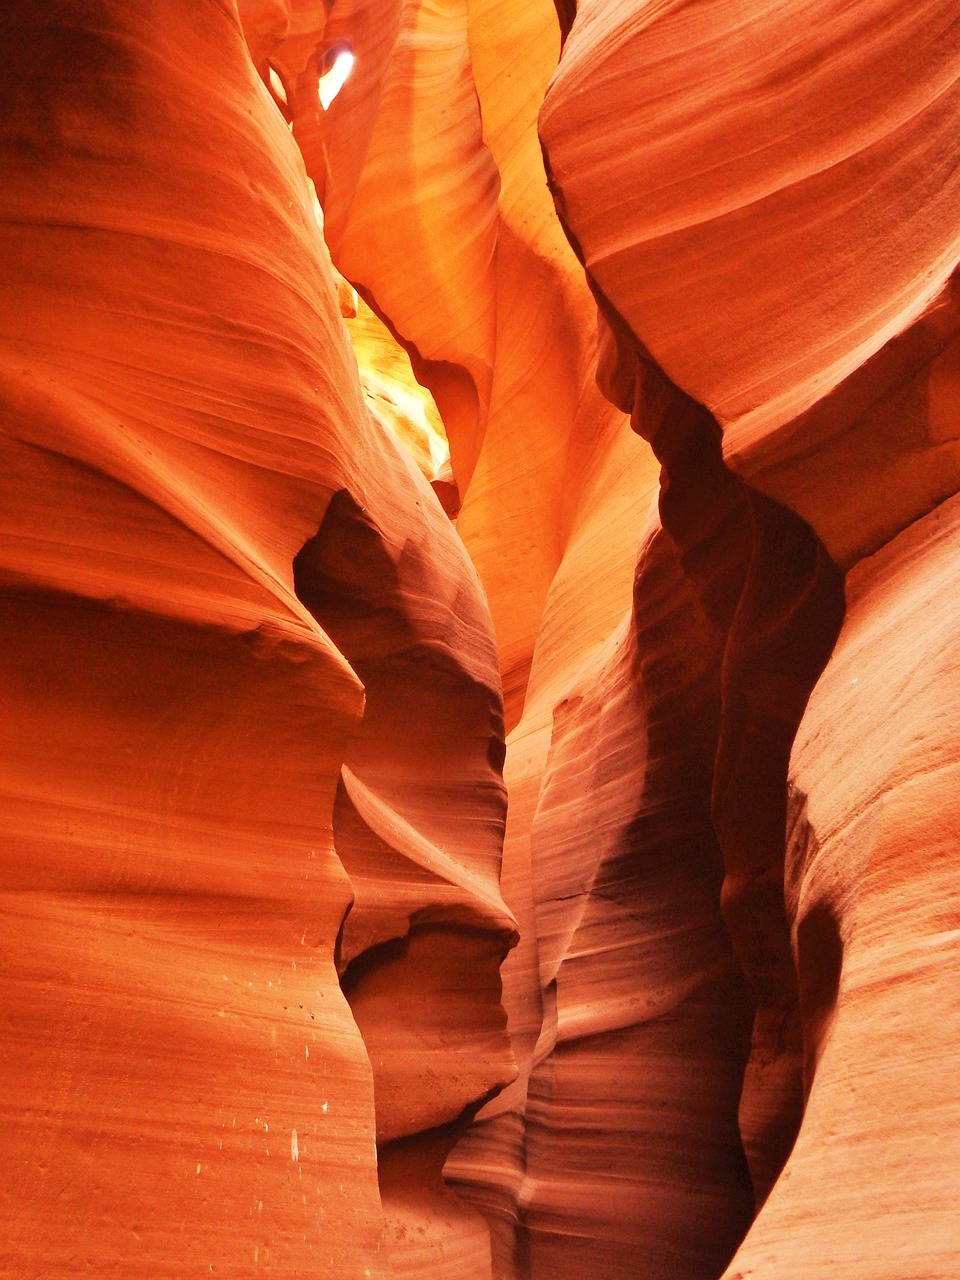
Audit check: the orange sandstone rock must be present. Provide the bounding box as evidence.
[0,3,514,1276]
[539,0,960,444]
[6,1,960,1278]
[723,492,960,1279]
[537,2,960,1277]
[256,0,639,729]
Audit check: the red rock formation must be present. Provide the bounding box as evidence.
[723,489,960,1280]
[1,3,513,1275]
[539,0,960,442]
[293,481,519,1277]
[512,506,756,1280]
[533,1,960,1277]
[256,0,637,727]
[4,0,960,1277]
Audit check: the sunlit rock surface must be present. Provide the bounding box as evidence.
[538,0,960,445]
[533,1,960,1278]
[3,0,960,1278]
[1,3,512,1276]
[254,0,634,726]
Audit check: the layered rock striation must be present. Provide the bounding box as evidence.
[3,1,959,1278]
[1,3,513,1276]
[530,0,960,1275]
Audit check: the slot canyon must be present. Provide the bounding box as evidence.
[1,1,958,1276]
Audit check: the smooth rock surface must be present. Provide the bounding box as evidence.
[723,491,960,1279]
[1,4,513,1276]
[539,0,960,443]
[4,1,960,1278]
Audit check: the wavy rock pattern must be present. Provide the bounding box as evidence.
[534,2,960,1278]
[1,3,512,1276]
[294,482,518,1278]
[256,0,637,726]
[4,0,960,1278]
[736,270,960,570]
[723,488,960,1278]
[539,0,960,443]
[515,507,756,1280]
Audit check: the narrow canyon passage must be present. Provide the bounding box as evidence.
[1,2,958,1279]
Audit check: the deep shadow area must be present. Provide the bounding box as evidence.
[542,136,846,1247]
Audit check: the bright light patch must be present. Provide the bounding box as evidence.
[361,372,448,474]
[318,50,354,110]
[342,294,450,485]
[268,65,287,106]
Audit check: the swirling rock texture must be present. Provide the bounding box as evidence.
[536,2,960,1279]
[1,2,513,1277]
[3,1,959,1280]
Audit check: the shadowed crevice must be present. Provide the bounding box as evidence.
[541,135,846,1232]
[291,482,517,1269]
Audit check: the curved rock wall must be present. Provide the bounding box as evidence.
[3,1,959,1278]
[538,0,960,444]
[727,488,960,1280]
[252,0,639,726]
[533,1,960,1277]
[1,3,513,1276]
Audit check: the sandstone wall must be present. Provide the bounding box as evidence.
[2,1,958,1277]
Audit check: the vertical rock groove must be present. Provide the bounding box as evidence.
[515,513,756,1279]
[292,485,519,1276]
[4,1,959,1276]
[713,487,845,1201]
[541,125,846,1230]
